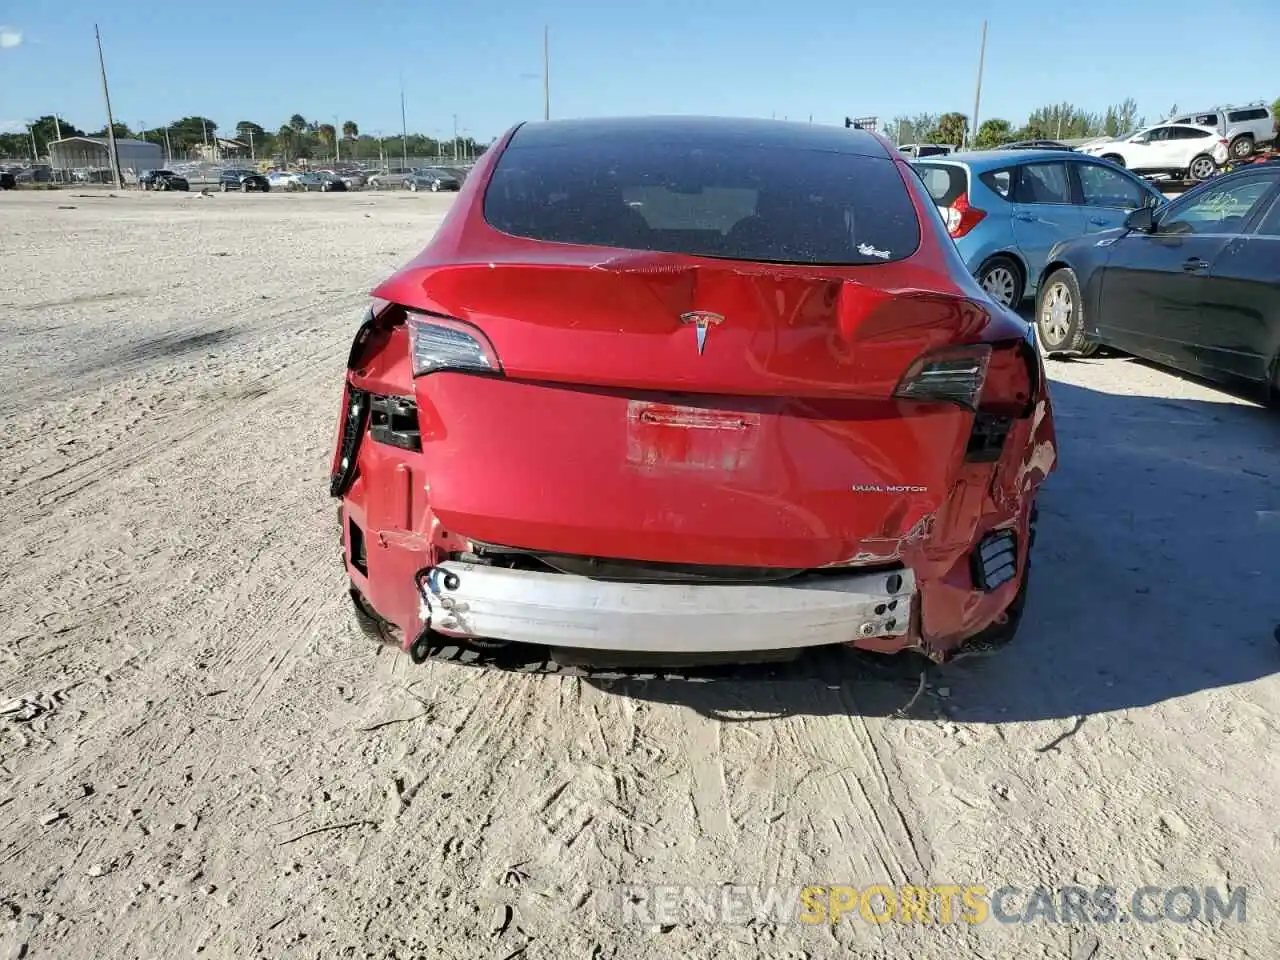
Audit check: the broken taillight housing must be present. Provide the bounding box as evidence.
[406,312,503,377]
[943,192,987,239]
[894,340,1036,414]
[894,345,992,409]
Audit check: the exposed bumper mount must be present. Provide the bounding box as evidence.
[416,561,915,654]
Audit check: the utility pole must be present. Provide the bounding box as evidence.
[543,25,550,121]
[248,128,255,161]
[333,114,340,163]
[94,24,123,190]
[452,114,458,161]
[163,127,172,164]
[970,20,987,149]
[400,78,409,169]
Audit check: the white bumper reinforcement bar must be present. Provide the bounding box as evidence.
[418,561,915,653]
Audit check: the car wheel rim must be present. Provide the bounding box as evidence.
[1191,158,1213,180]
[981,266,1017,306]
[1040,283,1072,344]
[1232,140,1250,158]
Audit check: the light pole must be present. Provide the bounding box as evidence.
[399,77,409,170]
[970,20,988,149]
[25,121,38,162]
[452,114,458,162]
[333,114,340,163]
[93,24,123,189]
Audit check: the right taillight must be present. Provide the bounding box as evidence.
[894,345,992,409]
[894,340,1037,413]
[942,192,987,238]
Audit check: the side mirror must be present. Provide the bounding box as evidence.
[1125,206,1156,233]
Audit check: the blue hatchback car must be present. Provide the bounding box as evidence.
[911,150,1166,307]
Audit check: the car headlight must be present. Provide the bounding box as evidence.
[406,312,503,377]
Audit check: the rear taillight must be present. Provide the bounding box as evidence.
[894,345,991,409]
[406,312,503,377]
[942,192,987,238]
[1219,138,1229,146]
[894,340,1037,413]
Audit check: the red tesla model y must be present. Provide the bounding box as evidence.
[330,116,1058,673]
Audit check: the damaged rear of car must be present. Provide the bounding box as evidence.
[330,116,1057,672]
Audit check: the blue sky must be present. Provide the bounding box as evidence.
[1,0,1276,140]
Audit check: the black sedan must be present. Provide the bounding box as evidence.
[219,169,270,192]
[139,169,190,191]
[1034,164,1280,400]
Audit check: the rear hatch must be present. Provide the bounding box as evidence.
[373,122,1012,569]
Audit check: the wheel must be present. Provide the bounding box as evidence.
[220,183,228,192]
[1101,154,1125,167]
[1188,154,1217,182]
[430,180,440,192]
[1036,267,1099,357]
[976,256,1024,308]
[1229,135,1254,160]
[409,180,419,192]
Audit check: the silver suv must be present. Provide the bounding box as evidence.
[1169,102,1275,160]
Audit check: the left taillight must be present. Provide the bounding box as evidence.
[406,312,503,377]
[942,192,987,239]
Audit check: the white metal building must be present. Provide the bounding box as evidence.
[47,137,164,178]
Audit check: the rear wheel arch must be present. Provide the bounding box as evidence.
[1101,153,1125,167]
[976,252,1027,305]
[1036,267,1097,357]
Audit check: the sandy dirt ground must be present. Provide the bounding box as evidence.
[1,189,1278,960]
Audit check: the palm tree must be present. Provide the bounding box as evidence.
[317,124,336,156]
[277,123,295,161]
[342,120,358,141]
[289,114,307,134]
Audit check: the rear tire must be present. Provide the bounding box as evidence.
[1230,134,1255,160]
[976,255,1025,308]
[1036,267,1095,357]
[220,183,228,192]
[1188,154,1217,181]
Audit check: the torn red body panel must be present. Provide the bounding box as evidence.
[330,117,1058,670]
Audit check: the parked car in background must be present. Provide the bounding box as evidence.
[331,116,1058,673]
[267,170,299,188]
[1003,140,1075,151]
[313,172,348,192]
[1035,163,1280,399]
[0,170,15,190]
[404,167,462,192]
[1078,123,1230,182]
[319,168,366,189]
[898,143,953,158]
[912,149,1166,307]
[218,169,271,192]
[139,169,190,191]
[366,167,415,189]
[1169,103,1275,160]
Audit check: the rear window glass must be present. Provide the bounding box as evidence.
[484,136,921,265]
[913,163,967,205]
[1228,108,1268,122]
[979,169,1013,198]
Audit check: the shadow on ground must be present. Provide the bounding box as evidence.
[585,376,1280,723]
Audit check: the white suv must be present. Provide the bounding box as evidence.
[1080,123,1229,181]
[1169,103,1275,160]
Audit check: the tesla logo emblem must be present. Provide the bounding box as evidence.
[678,311,724,355]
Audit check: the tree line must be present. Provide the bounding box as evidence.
[887,96,1280,148]
[0,113,487,163]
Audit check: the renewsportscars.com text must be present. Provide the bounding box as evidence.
[614,884,1248,926]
